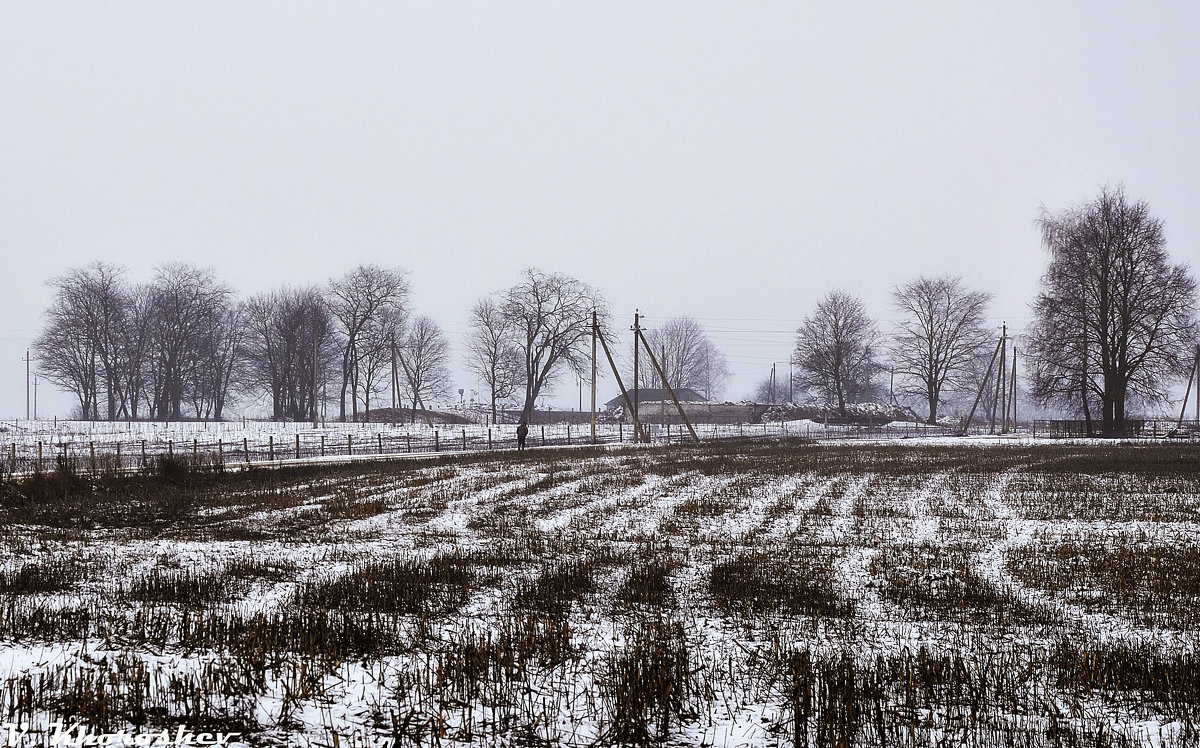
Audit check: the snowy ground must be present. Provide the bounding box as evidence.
[1,440,1199,746]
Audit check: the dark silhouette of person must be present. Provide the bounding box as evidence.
[516,421,529,451]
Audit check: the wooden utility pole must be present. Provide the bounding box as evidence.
[1008,346,1018,431]
[661,344,668,422]
[990,324,1006,434]
[596,323,647,443]
[962,335,1003,434]
[1179,345,1200,430]
[23,350,30,422]
[637,328,699,442]
[631,310,641,442]
[591,310,597,444]
[312,325,320,428]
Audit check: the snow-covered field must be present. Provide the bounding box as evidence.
[1,441,1199,746]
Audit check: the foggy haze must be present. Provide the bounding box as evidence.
[3,3,1198,417]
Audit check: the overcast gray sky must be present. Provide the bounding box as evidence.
[3,2,1198,418]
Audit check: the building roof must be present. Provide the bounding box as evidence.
[604,388,708,409]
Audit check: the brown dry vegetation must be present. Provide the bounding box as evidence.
[0,441,1199,745]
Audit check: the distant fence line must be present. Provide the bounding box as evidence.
[10,418,1193,477]
[0,419,965,476]
[1029,419,1200,439]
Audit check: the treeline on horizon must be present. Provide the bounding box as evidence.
[32,187,1200,435]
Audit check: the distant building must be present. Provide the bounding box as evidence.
[603,388,708,410]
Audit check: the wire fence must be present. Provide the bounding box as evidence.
[9,416,1189,477]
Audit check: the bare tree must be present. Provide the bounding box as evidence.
[190,303,243,420]
[793,290,882,417]
[356,306,405,418]
[118,285,155,420]
[33,262,133,420]
[891,276,992,424]
[464,297,523,422]
[500,268,609,420]
[240,287,333,421]
[1028,186,1198,435]
[33,309,98,419]
[396,315,451,421]
[145,263,233,420]
[328,265,409,422]
[638,316,731,399]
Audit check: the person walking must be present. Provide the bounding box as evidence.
[516,420,529,451]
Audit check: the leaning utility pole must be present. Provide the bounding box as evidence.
[1179,345,1200,430]
[962,334,1004,434]
[636,328,699,443]
[591,310,598,444]
[631,310,641,442]
[595,321,647,443]
[24,350,30,421]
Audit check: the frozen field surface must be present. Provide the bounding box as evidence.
[1,440,1199,746]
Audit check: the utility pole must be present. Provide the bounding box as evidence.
[1181,345,1200,430]
[631,310,641,442]
[591,310,597,444]
[990,324,1006,434]
[661,344,668,422]
[24,350,31,420]
[312,324,320,428]
[963,335,1003,434]
[770,363,776,405]
[1008,345,1018,431]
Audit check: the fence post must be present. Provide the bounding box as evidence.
[244,437,249,466]
[38,441,43,472]
[462,429,467,451]
[90,442,96,474]
[269,436,274,461]
[567,422,571,445]
[347,434,352,456]
[116,442,121,470]
[321,434,325,457]
[406,434,411,453]
[193,438,198,463]
[488,428,492,450]
[217,440,222,463]
[619,423,623,442]
[141,439,147,466]
[541,426,545,446]
[378,433,383,455]
[169,440,174,459]
[297,434,301,459]
[434,430,439,452]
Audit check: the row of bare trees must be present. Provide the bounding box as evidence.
[34,263,452,422]
[36,262,238,421]
[779,187,1197,430]
[773,278,992,423]
[35,187,1196,431]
